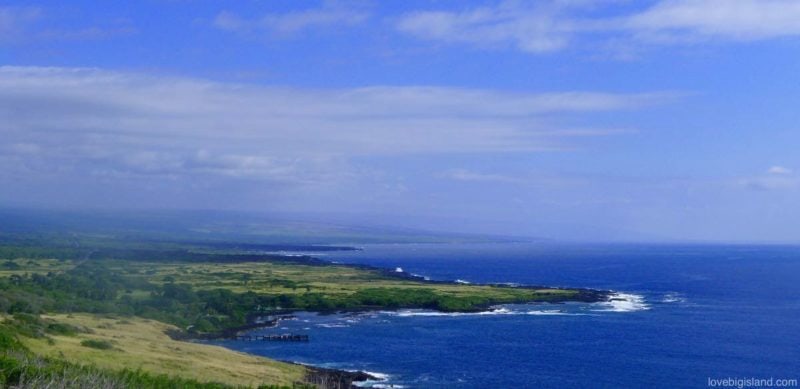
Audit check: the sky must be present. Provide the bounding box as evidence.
[2,0,800,242]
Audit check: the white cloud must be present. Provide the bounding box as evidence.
[0,6,41,41]
[396,2,573,53]
[0,6,135,44]
[626,0,800,42]
[441,169,525,184]
[213,4,368,35]
[740,166,797,191]
[0,66,666,184]
[396,0,800,53]
[767,165,792,175]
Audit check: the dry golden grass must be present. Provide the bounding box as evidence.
[22,314,306,388]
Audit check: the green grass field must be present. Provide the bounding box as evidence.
[103,259,578,309]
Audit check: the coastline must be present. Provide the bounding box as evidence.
[182,292,614,388]
[161,253,613,388]
[190,289,622,388]
[297,363,382,389]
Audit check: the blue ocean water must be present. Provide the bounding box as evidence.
[217,243,800,388]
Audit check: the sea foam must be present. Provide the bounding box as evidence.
[386,306,590,317]
[525,309,571,315]
[387,307,516,317]
[594,293,650,312]
[661,292,685,303]
[352,371,394,388]
[362,371,390,380]
[317,323,350,328]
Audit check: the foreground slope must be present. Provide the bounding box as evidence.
[20,314,305,387]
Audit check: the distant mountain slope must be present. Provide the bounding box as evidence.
[0,208,540,245]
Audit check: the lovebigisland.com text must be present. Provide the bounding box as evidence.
[708,377,798,388]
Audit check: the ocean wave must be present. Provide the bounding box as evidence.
[661,292,685,303]
[352,370,394,388]
[362,371,390,380]
[593,293,650,312]
[317,323,350,328]
[387,307,516,317]
[526,309,571,315]
[386,307,588,317]
[292,363,394,389]
[384,308,518,317]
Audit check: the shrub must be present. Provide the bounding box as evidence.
[2,261,20,270]
[80,339,113,350]
[45,322,80,336]
[0,327,25,351]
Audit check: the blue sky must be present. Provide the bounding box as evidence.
[2,0,800,242]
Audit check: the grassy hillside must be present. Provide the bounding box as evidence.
[19,314,306,387]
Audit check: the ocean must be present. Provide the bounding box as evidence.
[216,243,800,388]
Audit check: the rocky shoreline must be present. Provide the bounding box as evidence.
[298,364,380,389]
[165,253,612,388]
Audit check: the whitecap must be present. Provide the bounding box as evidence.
[593,293,650,312]
[388,310,458,317]
[352,371,393,388]
[317,323,350,328]
[386,307,516,317]
[362,371,390,380]
[454,279,470,284]
[662,292,685,303]
[476,307,514,315]
[526,309,568,315]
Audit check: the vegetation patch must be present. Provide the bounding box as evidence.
[80,338,114,350]
[0,255,583,335]
[19,314,307,387]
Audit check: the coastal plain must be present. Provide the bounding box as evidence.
[0,238,604,388]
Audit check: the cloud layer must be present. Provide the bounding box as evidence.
[396,0,800,53]
[0,6,41,42]
[741,166,798,191]
[213,4,368,35]
[0,66,665,185]
[0,5,135,44]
